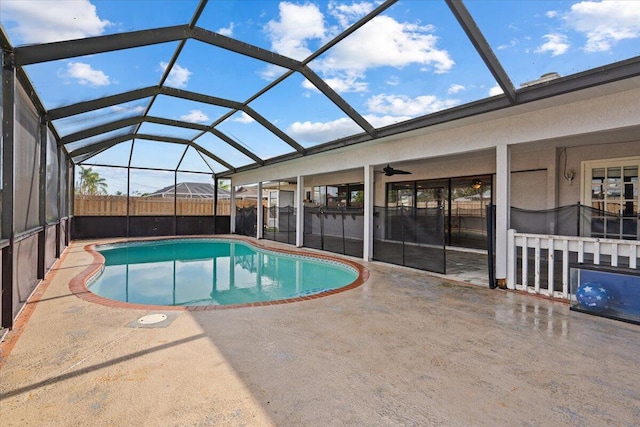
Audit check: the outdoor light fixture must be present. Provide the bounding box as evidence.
[471,179,483,190]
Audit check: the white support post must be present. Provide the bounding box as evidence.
[578,240,584,263]
[495,144,511,288]
[562,239,569,298]
[256,182,263,239]
[547,237,555,297]
[296,175,304,247]
[522,236,528,290]
[363,164,374,261]
[230,183,236,234]
[534,238,541,293]
[507,229,516,290]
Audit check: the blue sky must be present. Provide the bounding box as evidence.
[2,0,639,194]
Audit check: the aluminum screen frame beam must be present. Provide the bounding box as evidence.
[47,87,158,121]
[60,116,141,145]
[11,2,387,168]
[1,51,16,329]
[60,114,265,165]
[14,25,191,66]
[68,134,235,172]
[243,106,306,154]
[208,128,264,165]
[134,0,208,137]
[145,117,264,165]
[50,86,267,162]
[48,86,245,121]
[301,66,376,137]
[191,27,302,71]
[446,0,516,104]
[14,24,304,71]
[218,55,640,177]
[161,86,244,110]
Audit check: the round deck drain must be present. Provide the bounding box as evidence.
[137,313,167,325]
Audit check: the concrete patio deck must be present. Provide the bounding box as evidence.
[1,237,639,426]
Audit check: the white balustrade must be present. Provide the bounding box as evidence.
[507,230,640,299]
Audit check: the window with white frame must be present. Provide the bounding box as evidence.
[582,157,639,240]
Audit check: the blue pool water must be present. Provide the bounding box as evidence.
[89,239,358,306]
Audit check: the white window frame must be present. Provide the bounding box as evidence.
[581,156,640,240]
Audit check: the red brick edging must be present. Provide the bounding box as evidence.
[70,235,369,311]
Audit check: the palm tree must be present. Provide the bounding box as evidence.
[218,179,230,190]
[77,166,108,195]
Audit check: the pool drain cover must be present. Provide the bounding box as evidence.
[127,312,179,328]
[137,313,167,324]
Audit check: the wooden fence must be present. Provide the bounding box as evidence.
[74,195,258,216]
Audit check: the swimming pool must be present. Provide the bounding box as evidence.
[87,238,362,307]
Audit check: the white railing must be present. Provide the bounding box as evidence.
[507,230,640,300]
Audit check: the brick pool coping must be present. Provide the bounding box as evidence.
[69,235,369,311]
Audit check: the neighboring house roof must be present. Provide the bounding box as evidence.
[235,186,265,199]
[147,182,231,199]
[147,182,266,199]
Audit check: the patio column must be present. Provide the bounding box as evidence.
[363,164,374,261]
[230,182,236,234]
[495,143,511,288]
[256,182,263,239]
[1,51,16,329]
[296,175,304,247]
[213,176,218,234]
[37,117,47,279]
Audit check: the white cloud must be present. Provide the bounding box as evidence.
[160,62,192,88]
[287,117,362,143]
[232,112,255,124]
[286,88,462,142]
[302,75,368,93]
[366,93,459,117]
[563,0,640,52]
[318,16,454,75]
[301,79,320,92]
[218,23,234,37]
[265,2,326,60]
[60,62,110,86]
[2,0,111,44]
[497,39,518,50]
[489,85,504,96]
[111,105,145,114]
[286,112,419,143]
[180,110,209,123]
[328,1,375,28]
[546,10,559,18]
[259,64,288,81]
[386,76,400,86]
[536,33,570,56]
[264,3,453,94]
[448,84,465,94]
[287,90,462,144]
[364,114,414,128]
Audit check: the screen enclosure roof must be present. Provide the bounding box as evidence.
[1,0,639,177]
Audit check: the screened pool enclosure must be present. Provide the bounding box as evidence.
[2,0,639,329]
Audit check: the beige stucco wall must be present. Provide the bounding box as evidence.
[559,140,640,206]
[303,169,364,188]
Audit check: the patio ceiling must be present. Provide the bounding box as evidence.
[2,0,639,179]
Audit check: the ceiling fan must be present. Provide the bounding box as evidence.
[378,164,412,176]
